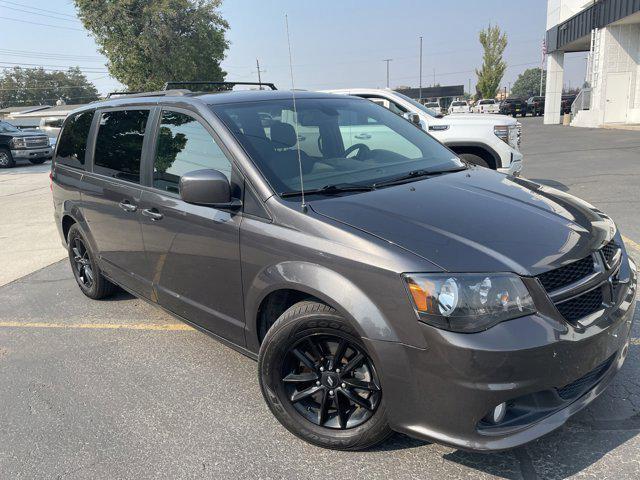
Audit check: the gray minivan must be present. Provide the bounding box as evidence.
[51,85,637,452]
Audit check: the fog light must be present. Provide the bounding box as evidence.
[487,402,506,424]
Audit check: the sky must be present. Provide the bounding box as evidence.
[0,0,588,99]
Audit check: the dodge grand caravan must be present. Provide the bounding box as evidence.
[52,85,637,451]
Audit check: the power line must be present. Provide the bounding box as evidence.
[0,0,77,18]
[0,15,85,31]
[0,2,81,23]
[0,61,107,73]
[0,48,102,61]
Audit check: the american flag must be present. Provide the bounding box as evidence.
[541,38,547,67]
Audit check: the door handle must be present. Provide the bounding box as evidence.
[354,133,371,140]
[142,208,164,221]
[118,200,137,212]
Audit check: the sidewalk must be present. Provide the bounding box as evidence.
[0,163,66,286]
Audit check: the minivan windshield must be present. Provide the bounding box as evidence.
[212,97,463,196]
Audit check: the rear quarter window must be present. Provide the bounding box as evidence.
[55,110,95,170]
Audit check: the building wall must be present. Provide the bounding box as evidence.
[586,23,640,124]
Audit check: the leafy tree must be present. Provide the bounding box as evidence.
[0,67,99,107]
[511,68,546,98]
[74,0,229,91]
[475,26,507,99]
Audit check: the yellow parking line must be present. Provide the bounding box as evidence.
[631,338,640,346]
[623,235,640,254]
[0,321,194,331]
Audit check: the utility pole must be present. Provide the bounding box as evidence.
[433,67,436,86]
[419,36,423,100]
[468,78,471,96]
[256,58,263,89]
[383,59,392,88]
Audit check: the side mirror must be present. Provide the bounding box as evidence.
[179,169,241,209]
[403,112,421,126]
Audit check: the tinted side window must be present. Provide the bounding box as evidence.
[94,109,149,183]
[153,110,232,195]
[55,110,94,169]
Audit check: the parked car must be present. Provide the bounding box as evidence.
[499,98,528,117]
[472,98,499,114]
[423,101,441,114]
[324,88,522,175]
[52,87,637,452]
[0,120,52,168]
[448,100,471,114]
[561,94,576,115]
[526,96,545,116]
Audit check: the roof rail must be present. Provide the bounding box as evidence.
[105,89,191,99]
[162,81,277,91]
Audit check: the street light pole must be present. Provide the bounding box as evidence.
[383,59,392,88]
[419,36,423,100]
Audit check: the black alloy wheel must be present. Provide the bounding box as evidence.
[71,236,94,289]
[281,333,382,430]
[259,300,392,450]
[66,223,117,299]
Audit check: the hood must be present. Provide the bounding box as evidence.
[309,168,615,275]
[3,130,47,138]
[437,113,517,127]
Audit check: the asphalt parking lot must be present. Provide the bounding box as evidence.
[1,118,639,479]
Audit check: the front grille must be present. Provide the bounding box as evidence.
[555,287,603,323]
[601,240,620,266]
[537,255,595,292]
[556,355,614,400]
[25,136,49,148]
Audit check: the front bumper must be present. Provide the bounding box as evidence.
[367,256,636,452]
[11,147,53,159]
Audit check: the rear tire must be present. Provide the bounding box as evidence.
[29,158,47,165]
[67,224,117,300]
[459,153,490,169]
[258,301,392,450]
[0,148,15,168]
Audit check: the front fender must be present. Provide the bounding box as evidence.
[244,261,399,352]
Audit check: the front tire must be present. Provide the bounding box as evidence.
[0,148,15,168]
[67,224,117,299]
[459,153,490,168]
[258,301,392,450]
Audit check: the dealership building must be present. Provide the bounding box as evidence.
[545,0,640,127]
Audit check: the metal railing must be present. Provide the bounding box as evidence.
[571,88,591,116]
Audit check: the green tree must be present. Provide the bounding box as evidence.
[511,68,546,98]
[475,25,507,99]
[74,0,229,91]
[0,67,99,107]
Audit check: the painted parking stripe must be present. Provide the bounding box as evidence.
[0,321,195,331]
[623,235,640,255]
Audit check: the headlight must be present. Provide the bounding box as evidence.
[494,125,520,148]
[403,273,535,332]
[10,137,26,149]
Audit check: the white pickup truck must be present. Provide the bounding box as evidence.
[472,98,500,114]
[323,88,522,176]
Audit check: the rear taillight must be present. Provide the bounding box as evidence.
[49,171,53,192]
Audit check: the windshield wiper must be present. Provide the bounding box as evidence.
[280,183,374,198]
[373,167,466,188]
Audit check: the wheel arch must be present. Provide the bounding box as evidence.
[446,142,500,170]
[245,261,399,352]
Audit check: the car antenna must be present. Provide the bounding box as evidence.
[285,13,307,213]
